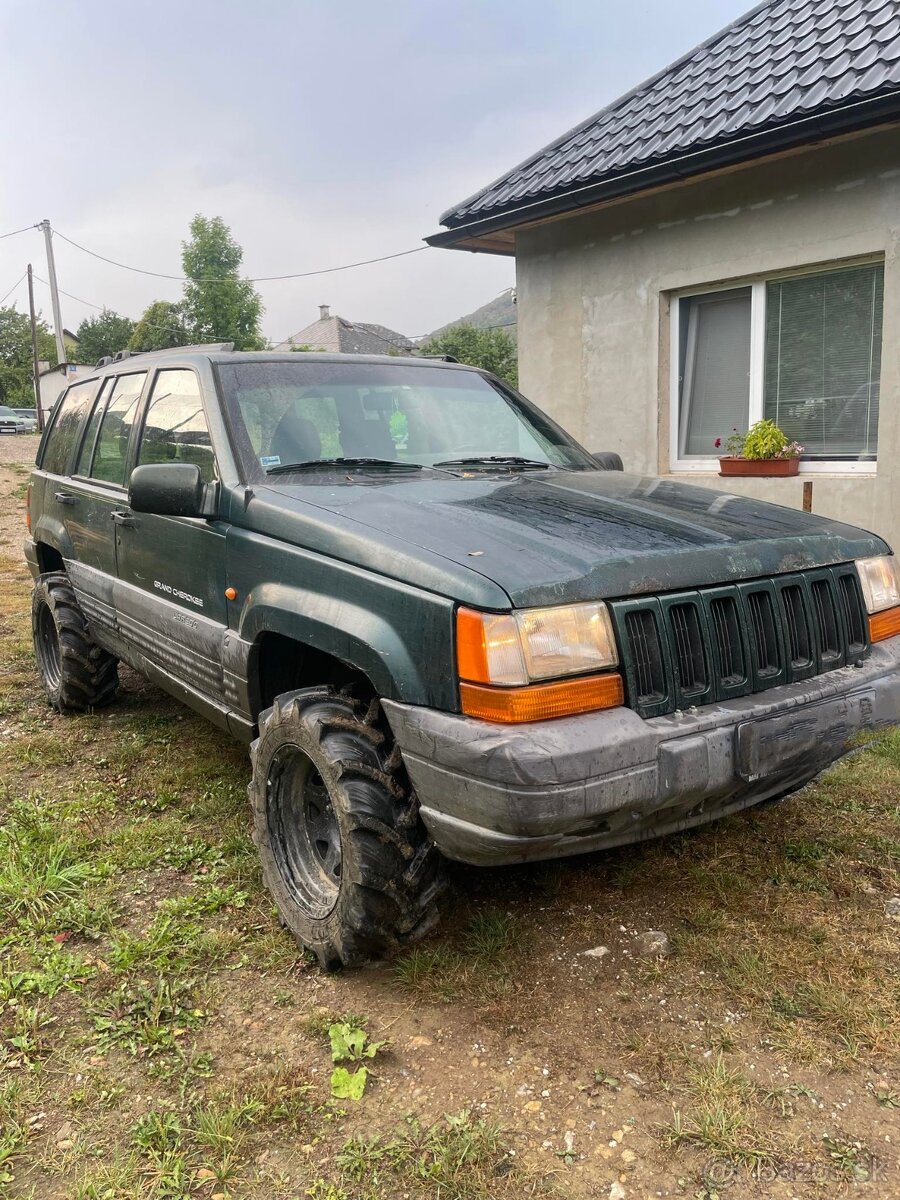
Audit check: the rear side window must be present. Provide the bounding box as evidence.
[74,378,112,476]
[137,370,217,483]
[40,381,98,475]
[90,373,146,485]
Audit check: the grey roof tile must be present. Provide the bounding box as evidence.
[438,0,900,232]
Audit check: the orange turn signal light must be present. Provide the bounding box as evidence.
[460,672,624,724]
[870,605,900,643]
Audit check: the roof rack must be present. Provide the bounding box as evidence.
[93,342,235,370]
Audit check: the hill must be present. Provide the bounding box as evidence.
[424,288,517,342]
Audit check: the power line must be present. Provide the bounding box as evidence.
[0,223,39,243]
[33,273,102,311]
[0,273,27,307]
[31,275,194,343]
[52,227,429,283]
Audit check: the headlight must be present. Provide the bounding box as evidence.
[856,556,900,614]
[457,601,618,686]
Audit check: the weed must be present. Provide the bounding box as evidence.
[822,1134,873,1181]
[329,1021,386,1100]
[90,975,206,1058]
[132,1109,183,1156]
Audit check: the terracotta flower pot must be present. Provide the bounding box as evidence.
[718,456,800,477]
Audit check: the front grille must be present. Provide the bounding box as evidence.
[612,564,869,718]
[746,590,779,678]
[709,595,745,685]
[624,608,666,704]
[669,602,706,696]
[839,573,868,656]
[781,584,812,671]
[811,577,842,669]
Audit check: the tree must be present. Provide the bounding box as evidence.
[419,323,518,387]
[74,310,135,365]
[181,215,264,350]
[129,300,190,352]
[0,306,57,406]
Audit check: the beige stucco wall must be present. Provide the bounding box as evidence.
[515,125,900,549]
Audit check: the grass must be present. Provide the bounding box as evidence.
[662,1055,782,1166]
[393,909,523,1005]
[338,1109,515,1200]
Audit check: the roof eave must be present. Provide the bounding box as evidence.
[428,92,900,253]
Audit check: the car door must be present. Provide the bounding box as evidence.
[58,372,147,652]
[113,366,229,706]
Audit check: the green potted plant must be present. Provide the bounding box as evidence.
[716,420,803,477]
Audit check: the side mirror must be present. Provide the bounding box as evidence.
[591,451,624,471]
[129,463,206,517]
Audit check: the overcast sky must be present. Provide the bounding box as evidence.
[0,0,749,344]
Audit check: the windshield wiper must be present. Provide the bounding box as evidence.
[433,455,551,470]
[265,457,423,475]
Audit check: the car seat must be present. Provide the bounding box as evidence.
[270,409,323,464]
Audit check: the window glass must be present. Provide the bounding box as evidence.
[90,373,146,485]
[216,361,595,482]
[40,381,98,475]
[765,264,883,459]
[74,378,112,476]
[137,370,216,483]
[678,288,751,457]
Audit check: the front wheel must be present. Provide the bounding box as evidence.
[249,687,446,968]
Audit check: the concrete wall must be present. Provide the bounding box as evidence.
[515,126,900,550]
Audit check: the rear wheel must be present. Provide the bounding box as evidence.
[250,687,445,968]
[32,573,118,711]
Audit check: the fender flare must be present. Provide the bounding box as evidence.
[239,582,432,703]
[31,514,74,563]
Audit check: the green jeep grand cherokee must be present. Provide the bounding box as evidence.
[24,345,900,966]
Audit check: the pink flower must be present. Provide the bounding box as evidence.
[714,437,721,449]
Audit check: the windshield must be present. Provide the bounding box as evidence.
[0,407,17,417]
[216,360,595,482]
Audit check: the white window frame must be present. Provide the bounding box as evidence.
[669,262,881,475]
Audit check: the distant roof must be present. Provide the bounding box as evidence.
[273,314,414,355]
[431,0,900,250]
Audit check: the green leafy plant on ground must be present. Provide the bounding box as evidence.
[328,1021,386,1101]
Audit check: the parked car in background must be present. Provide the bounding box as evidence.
[12,408,38,433]
[0,405,29,434]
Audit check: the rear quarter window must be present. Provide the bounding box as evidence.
[39,381,98,475]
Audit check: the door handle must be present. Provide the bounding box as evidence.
[110,509,136,527]
[54,492,77,505]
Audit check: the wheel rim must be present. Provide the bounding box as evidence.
[266,744,342,919]
[35,601,61,692]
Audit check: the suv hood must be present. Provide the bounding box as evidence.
[256,470,888,608]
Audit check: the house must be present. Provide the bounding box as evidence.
[37,361,94,420]
[430,0,900,549]
[273,305,414,355]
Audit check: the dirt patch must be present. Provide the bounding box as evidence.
[1,437,898,1199]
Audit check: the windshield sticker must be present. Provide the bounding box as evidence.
[260,454,281,468]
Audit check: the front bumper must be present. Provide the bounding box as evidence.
[383,638,900,866]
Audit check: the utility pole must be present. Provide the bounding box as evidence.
[27,264,45,432]
[40,219,66,368]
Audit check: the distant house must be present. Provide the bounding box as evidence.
[431,0,900,550]
[37,361,93,419]
[273,305,413,355]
